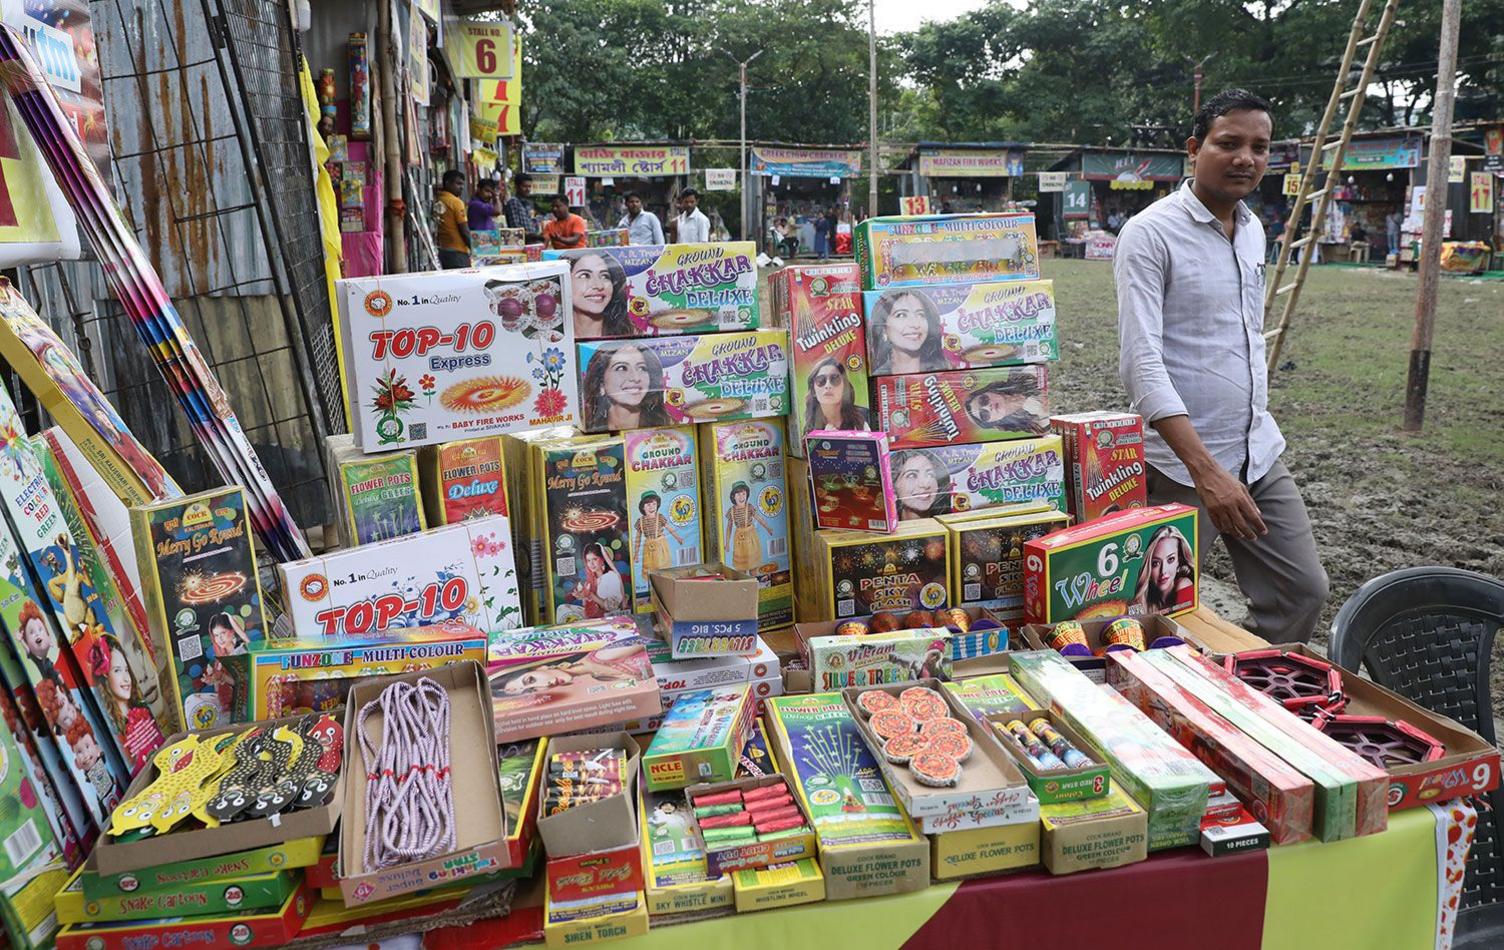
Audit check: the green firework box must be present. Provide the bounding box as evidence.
[624,426,702,614]
[79,835,325,901]
[699,419,793,631]
[325,434,425,547]
[941,673,1039,719]
[854,213,1041,289]
[56,867,298,924]
[0,699,66,950]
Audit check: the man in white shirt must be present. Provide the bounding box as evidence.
[674,188,711,244]
[1115,88,1327,643]
[617,192,664,245]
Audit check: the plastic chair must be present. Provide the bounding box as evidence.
[1330,566,1504,945]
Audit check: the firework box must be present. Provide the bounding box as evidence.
[545,843,644,907]
[874,366,1050,448]
[930,818,1040,881]
[486,624,661,742]
[805,430,898,532]
[499,739,547,869]
[543,885,649,948]
[535,732,642,857]
[641,630,778,691]
[684,774,818,876]
[890,436,1066,524]
[55,866,298,925]
[643,685,756,791]
[0,694,64,945]
[92,715,341,876]
[528,433,630,625]
[698,419,793,631]
[79,835,323,901]
[841,680,1035,824]
[586,229,629,248]
[769,262,872,457]
[53,880,314,950]
[500,426,584,626]
[942,673,1038,720]
[1038,787,1148,875]
[1,862,68,950]
[854,213,1041,289]
[576,331,790,432]
[542,243,759,337]
[597,674,782,736]
[784,455,822,625]
[863,279,1057,377]
[336,262,578,452]
[1008,649,1218,850]
[985,710,1110,805]
[639,786,732,916]
[811,519,950,622]
[800,627,952,691]
[246,621,488,719]
[1019,614,1193,680]
[418,436,510,527]
[731,858,825,912]
[1050,411,1148,523]
[1201,804,1271,857]
[649,564,759,658]
[132,486,268,732]
[323,434,424,548]
[1022,503,1199,625]
[1105,649,1315,845]
[940,504,1070,612]
[763,694,929,901]
[625,427,703,614]
[276,515,522,636]
[339,662,512,905]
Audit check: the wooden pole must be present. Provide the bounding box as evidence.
[1403,0,1463,431]
[378,0,407,273]
[868,0,879,218]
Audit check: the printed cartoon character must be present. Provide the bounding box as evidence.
[648,799,696,852]
[633,492,684,573]
[841,789,865,813]
[17,599,60,683]
[725,482,772,572]
[44,536,105,654]
[66,717,114,799]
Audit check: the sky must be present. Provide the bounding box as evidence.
[872,0,992,34]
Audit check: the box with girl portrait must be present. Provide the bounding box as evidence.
[888,437,1067,524]
[543,243,759,339]
[863,280,1057,376]
[531,435,632,625]
[623,427,702,613]
[873,366,1050,449]
[698,420,793,632]
[769,262,872,457]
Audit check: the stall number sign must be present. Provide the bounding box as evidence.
[1472,173,1495,215]
[1283,173,1301,197]
[565,176,586,207]
[900,195,931,215]
[705,168,736,191]
[452,23,515,79]
[1063,180,1090,219]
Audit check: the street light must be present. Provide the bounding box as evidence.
[740,49,763,242]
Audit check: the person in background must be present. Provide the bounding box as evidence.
[813,209,831,259]
[1385,209,1403,256]
[434,169,471,269]
[1266,212,1285,263]
[1107,210,1124,234]
[468,178,498,232]
[675,188,710,244]
[825,204,839,252]
[542,194,587,251]
[505,173,541,243]
[618,192,664,245]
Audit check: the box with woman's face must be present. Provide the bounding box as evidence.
[863,280,1058,378]
[771,263,873,456]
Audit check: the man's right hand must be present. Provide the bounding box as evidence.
[1192,462,1267,541]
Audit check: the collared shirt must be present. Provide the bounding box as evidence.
[467,197,496,232]
[618,210,664,245]
[542,212,588,250]
[1115,179,1285,487]
[503,195,536,233]
[675,208,710,244]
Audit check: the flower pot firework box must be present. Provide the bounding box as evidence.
[418,435,510,527]
[577,330,790,432]
[1038,787,1148,875]
[699,419,793,631]
[889,436,1066,523]
[336,262,578,451]
[874,366,1050,448]
[624,426,702,613]
[1023,503,1199,625]
[1050,411,1148,523]
[811,519,950,621]
[806,429,897,532]
[642,685,755,791]
[277,516,521,636]
[864,279,1058,375]
[854,213,1041,289]
[940,504,1070,612]
[326,435,425,547]
[543,243,759,338]
[769,262,873,455]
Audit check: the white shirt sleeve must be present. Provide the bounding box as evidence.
[1115,220,1189,424]
[650,213,664,245]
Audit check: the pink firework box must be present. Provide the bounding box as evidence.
[770,263,873,457]
[873,366,1050,449]
[863,280,1058,376]
[805,430,897,533]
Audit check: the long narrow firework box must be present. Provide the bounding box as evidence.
[940,503,1070,612]
[769,262,873,456]
[1008,650,1219,850]
[542,243,759,337]
[642,685,756,791]
[1050,411,1148,522]
[79,835,325,902]
[854,213,1041,289]
[942,673,1038,720]
[699,420,793,631]
[888,437,1066,523]
[54,881,314,950]
[874,366,1050,448]
[1105,649,1315,844]
[763,693,929,900]
[500,426,584,626]
[1152,646,1388,838]
[55,866,298,925]
[324,434,424,547]
[418,435,510,526]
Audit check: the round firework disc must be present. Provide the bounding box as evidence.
[681,398,746,420]
[559,510,621,533]
[919,717,968,739]
[1314,714,1445,770]
[960,343,1018,363]
[882,733,930,765]
[856,690,898,717]
[179,571,248,605]
[836,620,870,638]
[869,710,917,740]
[648,309,713,329]
[1225,650,1344,717]
[899,686,944,712]
[926,732,973,763]
[910,750,962,787]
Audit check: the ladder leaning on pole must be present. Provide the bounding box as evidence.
[1263,0,1402,369]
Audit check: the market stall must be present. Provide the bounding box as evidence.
[897,142,1029,215]
[570,142,691,232]
[748,144,863,256]
[1045,146,1186,245]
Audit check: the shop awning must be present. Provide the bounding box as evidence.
[572,145,690,177]
[751,146,862,178]
[1079,151,1187,183]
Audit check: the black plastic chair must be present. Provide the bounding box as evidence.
[1330,566,1504,946]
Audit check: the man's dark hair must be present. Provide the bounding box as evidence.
[515,173,533,187]
[679,187,699,200]
[625,191,642,202]
[552,193,570,206]
[477,178,497,190]
[442,169,465,189]
[1192,88,1272,142]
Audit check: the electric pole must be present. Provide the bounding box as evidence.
[739,49,762,242]
[868,0,879,218]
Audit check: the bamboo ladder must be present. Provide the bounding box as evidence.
[1263,0,1402,369]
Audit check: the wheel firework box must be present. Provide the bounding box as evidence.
[698,420,793,632]
[873,366,1050,448]
[1009,649,1219,850]
[576,330,790,432]
[542,243,759,337]
[418,436,509,526]
[54,880,314,950]
[624,427,702,614]
[863,279,1058,376]
[889,436,1066,523]
[1022,503,1198,624]
[326,436,425,547]
[805,430,897,532]
[55,866,299,925]
[940,504,1071,612]
[854,213,1041,289]
[812,519,950,622]
[335,261,578,451]
[769,262,872,456]
[276,515,522,636]
[530,434,631,624]
[1050,411,1148,523]
[132,487,267,732]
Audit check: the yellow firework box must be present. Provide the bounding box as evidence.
[699,419,793,631]
[811,519,951,622]
[503,427,592,625]
[624,426,703,613]
[939,503,1070,612]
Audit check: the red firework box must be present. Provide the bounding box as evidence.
[545,843,645,905]
[1106,650,1316,844]
[419,435,510,526]
[805,429,898,532]
[873,366,1050,449]
[1049,412,1148,523]
[770,262,874,457]
[54,881,315,950]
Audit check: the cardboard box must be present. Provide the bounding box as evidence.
[338,662,512,905]
[789,607,1012,675]
[418,435,510,526]
[930,819,1040,880]
[770,262,873,456]
[1201,805,1272,857]
[807,628,953,690]
[1019,614,1194,679]
[865,277,1057,375]
[542,243,760,337]
[684,774,818,876]
[54,881,314,950]
[1038,788,1148,875]
[625,427,704,613]
[500,426,585,626]
[576,331,791,432]
[278,515,522,636]
[545,843,644,905]
[1050,411,1148,523]
[811,519,950,621]
[730,858,825,912]
[529,433,632,624]
[1022,503,1199,624]
[986,710,1110,805]
[650,564,760,657]
[805,430,898,532]
[941,504,1070,612]
[699,419,793,631]
[543,886,649,948]
[641,634,780,692]
[643,686,756,790]
[487,629,661,743]
[79,836,325,901]
[335,262,579,451]
[536,732,642,857]
[499,739,547,869]
[874,366,1050,448]
[763,694,930,900]
[55,866,298,925]
[325,434,425,546]
[942,673,1038,720]
[854,213,1042,290]
[785,455,823,624]
[640,787,732,916]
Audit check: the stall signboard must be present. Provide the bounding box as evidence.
[705,168,736,190]
[917,149,1024,178]
[473,39,522,138]
[448,22,515,79]
[1037,172,1067,193]
[1062,180,1090,219]
[408,2,429,105]
[524,142,566,174]
[1085,233,1117,260]
[900,195,932,215]
[1322,136,1420,171]
[1472,173,1495,215]
[574,145,690,177]
[1080,152,1183,183]
[1485,155,1504,175]
[533,174,561,194]
[751,147,861,178]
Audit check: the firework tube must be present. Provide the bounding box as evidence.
[703,828,756,843]
[759,828,808,841]
[744,790,794,808]
[694,803,741,818]
[1049,620,1092,657]
[699,811,752,829]
[1027,717,1091,769]
[1002,720,1067,771]
[743,784,790,803]
[694,790,743,807]
[754,816,807,834]
[940,608,971,633]
[751,806,802,825]
[1103,617,1146,651]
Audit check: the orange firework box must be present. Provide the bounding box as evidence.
[1050,412,1148,523]
[419,435,511,526]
